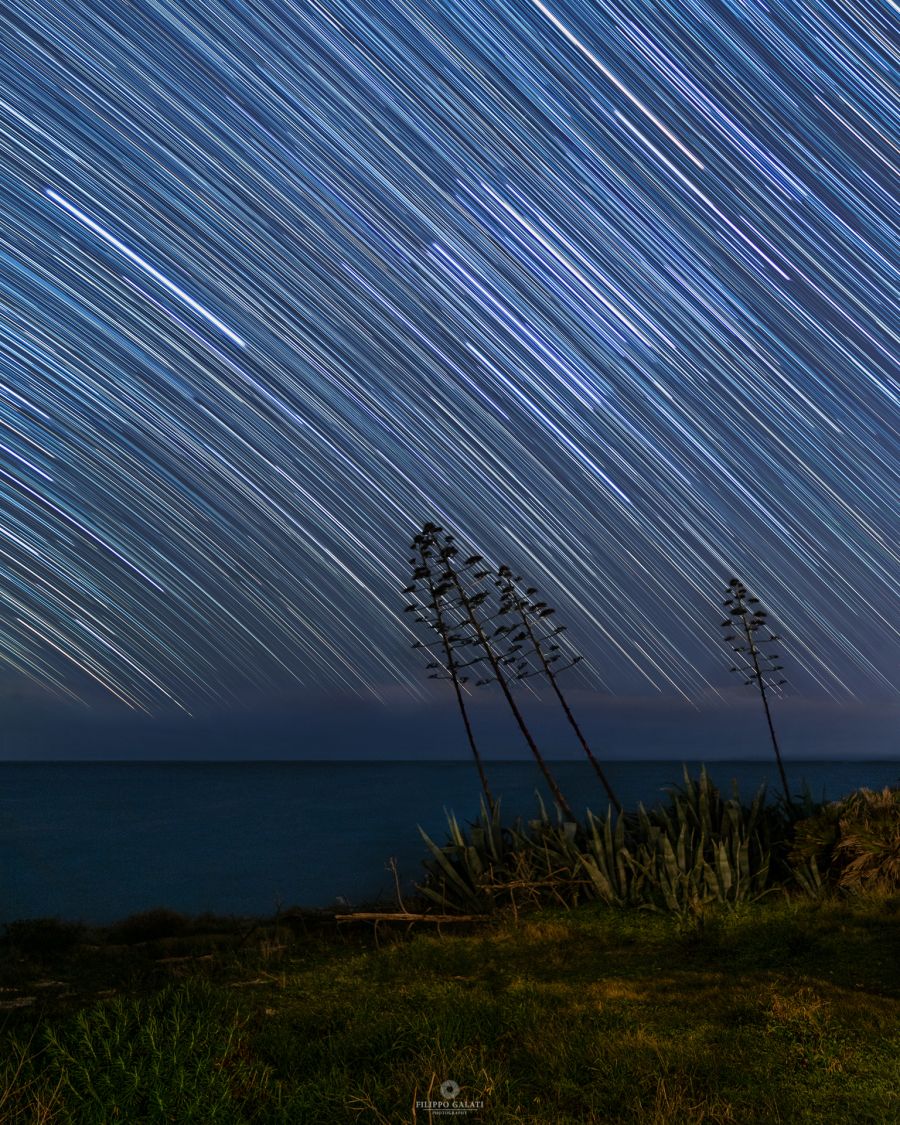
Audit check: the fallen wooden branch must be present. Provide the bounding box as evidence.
[479,878,591,890]
[334,912,489,923]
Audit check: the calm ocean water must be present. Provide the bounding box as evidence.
[1,760,897,924]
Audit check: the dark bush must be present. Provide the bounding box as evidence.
[791,786,900,894]
[2,917,85,960]
[106,907,189,944]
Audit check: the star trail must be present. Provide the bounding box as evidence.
[0,0,897,717]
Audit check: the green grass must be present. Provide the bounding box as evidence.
[2,896,898,1123]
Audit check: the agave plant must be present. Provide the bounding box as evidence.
[404,522,496,812]
[494,565,622,813]
[405,522,576,820]
[417,798,516,913]
[580,807,644,907]
[405,520,594,822]
[720,578,792,806]
[417,797,590,913]
[417,768,786,916]
[628,767,777,914]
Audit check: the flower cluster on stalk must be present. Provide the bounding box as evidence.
[720,578,786,694]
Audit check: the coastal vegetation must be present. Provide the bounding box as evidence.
[417,774,900,913]
[418,767,787,916]
[406,523,794,828]
[404,522,897,920]
[1,774,896,1122]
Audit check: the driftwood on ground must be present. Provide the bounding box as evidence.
[334,912,488,923]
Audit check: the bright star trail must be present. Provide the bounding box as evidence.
[0,0,897,716]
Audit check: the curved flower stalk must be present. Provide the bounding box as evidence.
[493,565,622,813]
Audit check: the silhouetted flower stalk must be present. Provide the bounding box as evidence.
[404,524,495,813]
[721,578,792,806]
[443,551,576,823]
[495,565,622,814]
[412,523,574,821]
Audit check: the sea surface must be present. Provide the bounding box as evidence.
[1,760,897,924]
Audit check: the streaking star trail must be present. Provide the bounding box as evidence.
[0,0,897,714]
[44,189,248,348]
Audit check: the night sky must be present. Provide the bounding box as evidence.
[0,0,897,757]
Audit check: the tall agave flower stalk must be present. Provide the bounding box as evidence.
[404,524,494,813]
[721,578,791,806]
[494,566,622,813]
[412,523,575,821]
[452,583,576,821]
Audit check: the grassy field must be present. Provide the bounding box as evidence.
[1,896,898,1123]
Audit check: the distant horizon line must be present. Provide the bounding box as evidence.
[1,757,897,765]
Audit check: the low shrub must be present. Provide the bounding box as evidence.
[105,907,189,944]
[11,981,274,1123]
[791,786,900,894]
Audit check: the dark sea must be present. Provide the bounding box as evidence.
[1,760,898,924]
